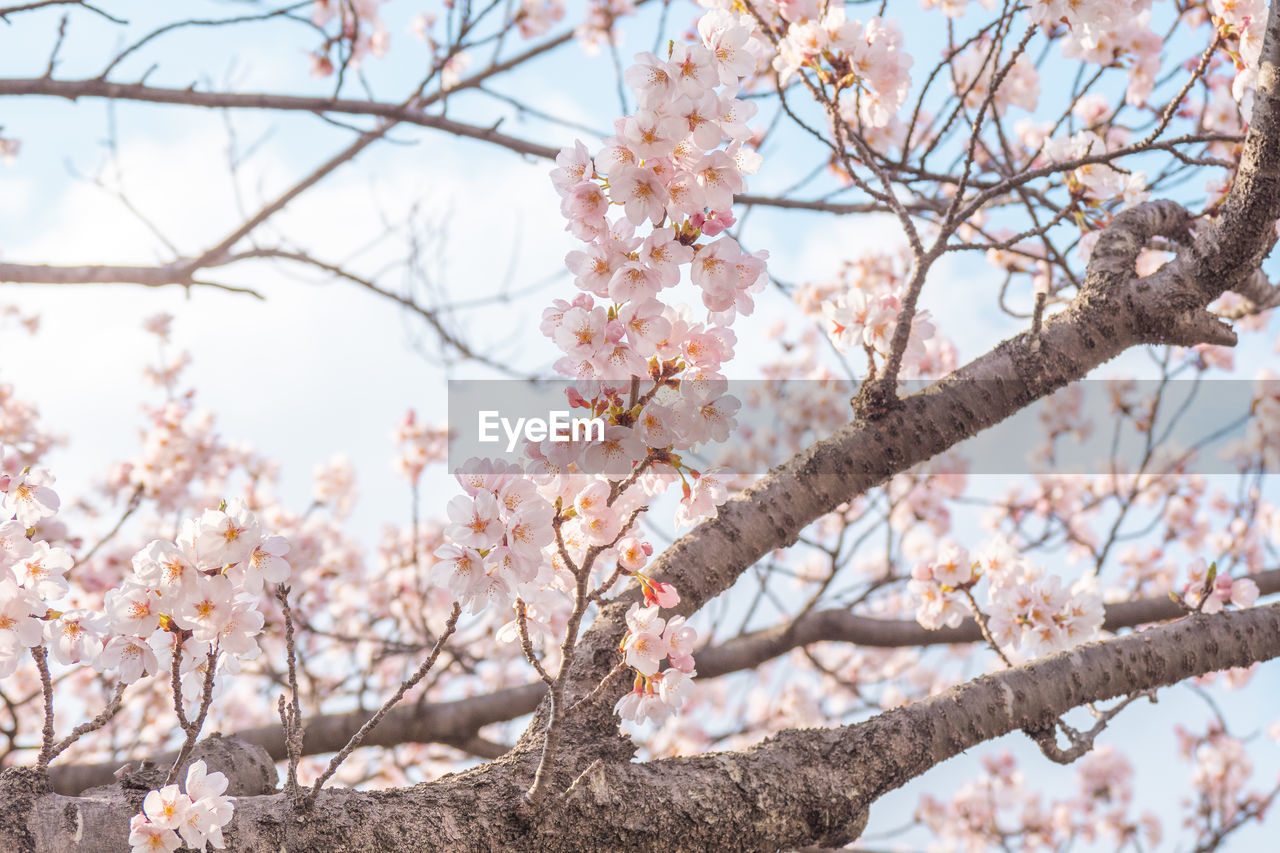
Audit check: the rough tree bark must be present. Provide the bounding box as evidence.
[45,568,1280,796]
[6,604,1280,852]
[6,3,1280,851]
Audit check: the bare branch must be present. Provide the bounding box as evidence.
[0,0,124,24]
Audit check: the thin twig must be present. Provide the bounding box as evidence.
[45,681,127,765]
[960,587,1014,668]
[32,646,55,770]
[567,662,628,714]
[165,645,220,786]
[516,599,554,685]
[306,602,463,805]
[278,585,305,805]
[72,484,143,572]
[1024,690,1157,764]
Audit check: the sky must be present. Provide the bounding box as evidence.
[2,0,1279,848]
[0,0,976,541]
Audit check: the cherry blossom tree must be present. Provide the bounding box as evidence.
[2,0,1280,851]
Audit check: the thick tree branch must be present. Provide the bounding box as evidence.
[43,568,1280,794]
[12,602,1280,852]
[43,682,545,796]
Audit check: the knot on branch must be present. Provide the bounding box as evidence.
[91,735,277,799]
[850,377,906,421]
[1022,720,1093,765]
[1023,692,1157,766]
[185,734,277,795]
[1081,200,1191,298]
[1070,199,1240,349]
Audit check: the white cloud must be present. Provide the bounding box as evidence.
[0,125,572,542]
[0,175,33,224]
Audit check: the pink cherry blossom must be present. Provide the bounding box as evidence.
[194,500,261,568]
[239,535,291,594]
[105,582,162,636]
[0,579,43,651]
[614,679,646,722]
[99,635,160,683]
[623,52,677,108]
[132,540,197,594]
[432,543,485,600]
[698,10,758,85]
[573,480,611,517]
[616,537,649,571]
[3,467,59,527]
[656,668,694,710]
[622,605,668,676]
[505,504,555,564]
[674,468,730,528]
[643,579,680,608]
[129,815,181,853]
[44,609,105,666]
[669,42,717,96]
[931,542,972,588]
[609,166,668,226]
[550,141,593,194]
[15,540,71,600]
[174,575,236,644]
[443,491,504,550]
[582,426,647,478]
[580,507,622,546]
[179,759,233,851]
[607,261,661,303]
[620,301,672,354]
